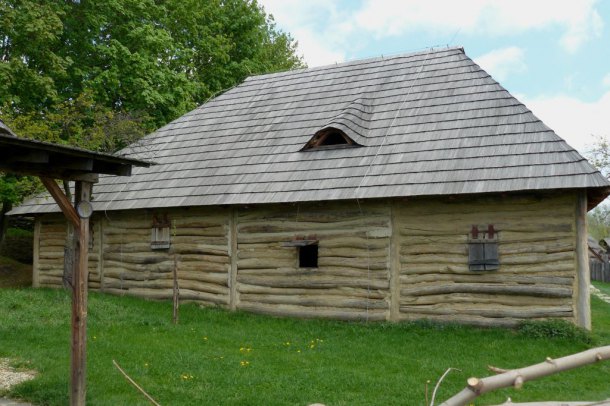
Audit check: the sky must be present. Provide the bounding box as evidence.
[259,0,610,156]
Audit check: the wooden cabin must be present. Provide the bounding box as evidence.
[12,47,610,328]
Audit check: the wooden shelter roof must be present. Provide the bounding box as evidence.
[11,46,610,214]
[0,132,150,181]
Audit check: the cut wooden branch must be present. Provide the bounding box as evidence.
[488,365,509,374]
[490,398,610,405]
[112,359,161,406]
[439,346,610,406]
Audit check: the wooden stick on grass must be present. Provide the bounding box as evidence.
[112,359,161,406]
[440,346,610,406]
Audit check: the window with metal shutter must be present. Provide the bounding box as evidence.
[468,225,499,271]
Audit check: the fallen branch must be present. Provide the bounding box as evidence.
[430,368,461,406]
[490,398,610,405]
[112,359,161,406]
[440,346,610,406]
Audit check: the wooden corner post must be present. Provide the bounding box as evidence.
[229,208,239,310]
[575,190,590,330]
[389,203,401,321]
[71,180,93,406]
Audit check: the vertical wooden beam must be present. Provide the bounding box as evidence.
[32,218,41,288]
[97,219,104,292]
[575,190,591,330]
[389,203,401,321]
[71,180,92,406]
[229,208,239,310]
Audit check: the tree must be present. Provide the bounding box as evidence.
[0,174,38,245]
[586,135,610,177]
[1,0,304,129]
[0,0,303,228]
[585,135,610,240]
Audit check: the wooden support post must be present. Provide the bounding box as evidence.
[173,254,179,324]
[32,219,41,288]
[229,208,239,310]
[97,219,105,292]
[40,177,79,228]
[389,203,400,321]
[575,191,590,330]
[71,180,92,406]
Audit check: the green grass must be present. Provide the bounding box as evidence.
[1,290,609,405]
[594,280,610,298]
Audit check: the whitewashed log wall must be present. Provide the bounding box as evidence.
[32,193,580,326]
[236,201,390,321]
[396,194,577,327]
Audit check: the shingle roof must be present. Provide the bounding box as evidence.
[11,46,610,215]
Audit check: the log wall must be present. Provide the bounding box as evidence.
[37,216,67,288]
[32,192,580,326]
[395,193,577,327]
[235,201,391,321]
[101,207,231,306]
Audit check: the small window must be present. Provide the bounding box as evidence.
[468,225,499,271]
[302,127,357,151]
[151,214,171,250]
[299,244,318,268]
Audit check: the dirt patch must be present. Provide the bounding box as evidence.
[0,359,36,392]
[0,257,32,288]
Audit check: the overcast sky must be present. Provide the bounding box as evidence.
[259,0,610,155]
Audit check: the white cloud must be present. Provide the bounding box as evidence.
[260,0,603,67]
[259,0,350,66]
[522,91,610,154]
[353,0,603,52]
[475,47,526,82]
[603,73,610,87]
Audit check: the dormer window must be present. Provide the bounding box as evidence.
[302,127,358,151]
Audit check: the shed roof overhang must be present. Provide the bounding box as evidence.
[0,132,150,180]
[0,125,150,406]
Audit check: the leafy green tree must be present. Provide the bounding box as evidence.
[0,174,38,244]
[0,0,303,229]
[1,0,304,128]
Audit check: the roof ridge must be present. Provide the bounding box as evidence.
[244,46,464,82]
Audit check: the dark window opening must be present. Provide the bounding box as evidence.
[302,127,358,151]
[299,244,318,268]
[321,131,349,145]
[151,213,171,250]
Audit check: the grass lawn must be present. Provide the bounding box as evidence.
[1,289,609,405]
[594,280,610,298]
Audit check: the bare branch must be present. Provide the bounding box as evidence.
[112,359,161,406]
[440,346,610,406]
[430,368,461,406]
[487,365,509,374]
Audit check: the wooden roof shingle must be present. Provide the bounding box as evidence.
[11,46,610,215]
